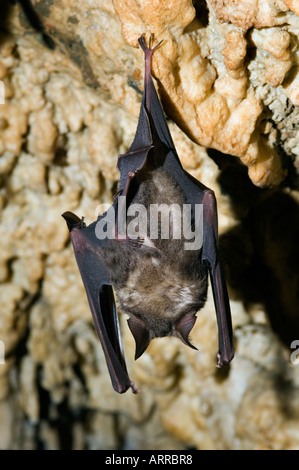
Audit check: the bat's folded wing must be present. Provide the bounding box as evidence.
[117,101,153,194]
[201,192,234,366]
[62,212,137,394]
[117,56,183,196]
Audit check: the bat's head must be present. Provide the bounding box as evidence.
[127,310,199,359]
[116,254,208,359]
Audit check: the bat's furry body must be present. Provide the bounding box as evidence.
[102,168,208,357]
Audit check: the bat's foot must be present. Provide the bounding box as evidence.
[138,33,163,55]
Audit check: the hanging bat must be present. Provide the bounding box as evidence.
[62,35,234,394]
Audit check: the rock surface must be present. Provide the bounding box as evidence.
[0,0,298,450]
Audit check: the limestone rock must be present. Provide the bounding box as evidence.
[0,0,298,450]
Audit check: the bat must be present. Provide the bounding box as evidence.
[62,35,234,394]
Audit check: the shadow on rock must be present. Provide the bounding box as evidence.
[210,151,299,347]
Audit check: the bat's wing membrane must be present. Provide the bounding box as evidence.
[62,212,137,393]
[117,100,153,194]
[201,191,234,366]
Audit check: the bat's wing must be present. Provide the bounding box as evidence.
[200,191,234,366]
[62,212,137,393]
[117,102,153,196]
[162,163,234,365]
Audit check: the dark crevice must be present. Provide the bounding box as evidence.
[192,0,209,27]
[17,0,56,49]
[35,367,91,449]
[213,158,299,348]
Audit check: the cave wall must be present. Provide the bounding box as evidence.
[0,0,299,450]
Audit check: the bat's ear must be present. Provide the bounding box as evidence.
[127,316,151,360]
[174,313,198,351]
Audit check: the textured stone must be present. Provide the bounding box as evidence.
[114,0,299,186]
[0,0,298,451]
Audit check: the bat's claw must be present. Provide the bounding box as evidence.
[130,381,139,394]
[127,237,145,249]
[115,234,144,249]
[80,216,85,229]
[113,189,123,203]
[217,351,234,368]
[216,353,223,368]
[138,33,163,54]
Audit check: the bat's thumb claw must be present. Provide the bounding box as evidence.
[130,381,139,394]
[217,353,224,368]
[62,211,81,231]
[216,351,234,368]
